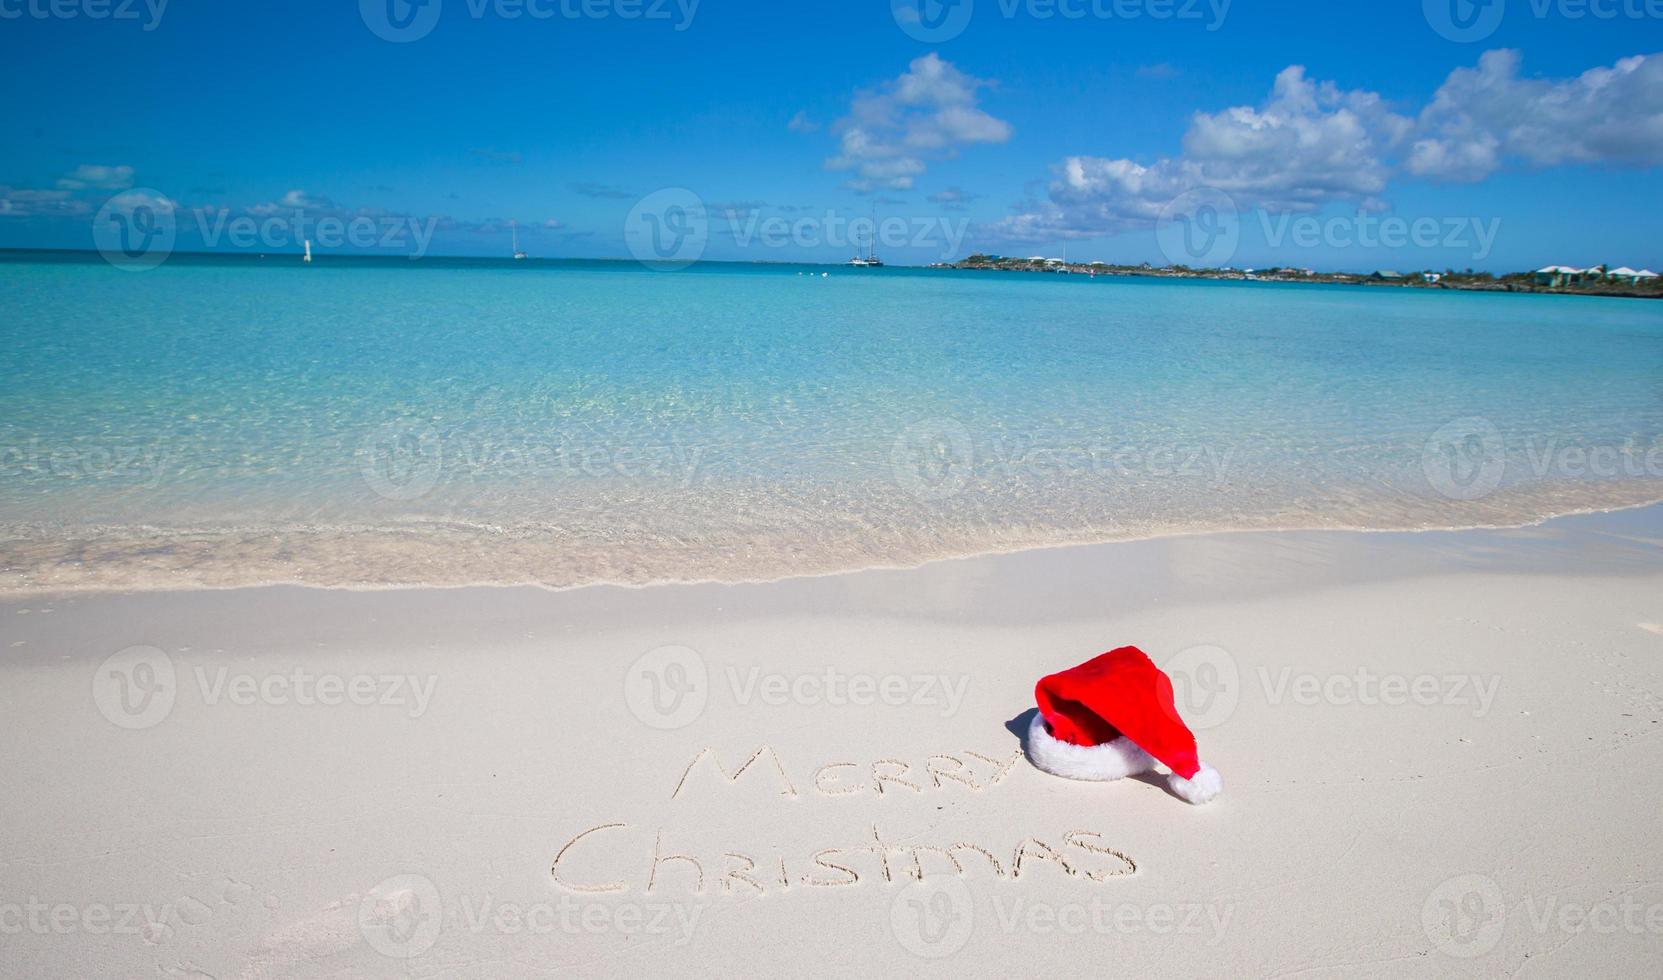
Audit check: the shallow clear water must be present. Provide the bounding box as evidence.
[3,252,1662,591]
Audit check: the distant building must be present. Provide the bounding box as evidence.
[1534,265,1581,287]
[1421,272,1442,283]
[1371,270,1405,281]
[1606,266,1659,284]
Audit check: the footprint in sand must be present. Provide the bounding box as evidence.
[222,877,254,905]
[178,896,214,926]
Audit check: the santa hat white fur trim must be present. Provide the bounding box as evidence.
[1025,711,1155,781]
[1027,713,1225,804]
[1167,763,1223,805]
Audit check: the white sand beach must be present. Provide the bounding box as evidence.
[3,505,1661,977]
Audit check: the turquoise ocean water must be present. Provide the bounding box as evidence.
[3,251,1662,590]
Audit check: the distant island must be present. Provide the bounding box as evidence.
[941,256,1663,300]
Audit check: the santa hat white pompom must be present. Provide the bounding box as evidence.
[1167,763,1224,805]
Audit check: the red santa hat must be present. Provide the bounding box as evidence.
[1027,646,1223,805]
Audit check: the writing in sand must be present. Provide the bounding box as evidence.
[550,745,1139,897]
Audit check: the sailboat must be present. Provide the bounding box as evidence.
[847,211,884,267]
[303,239,312,264]
[512,220,528,261]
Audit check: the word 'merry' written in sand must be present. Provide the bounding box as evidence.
[549,744,1140,897]
[669,745,1024,800]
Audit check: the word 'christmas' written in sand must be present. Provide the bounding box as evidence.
[551,823,1136,896]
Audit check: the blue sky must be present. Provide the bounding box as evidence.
[2,0,1660,270]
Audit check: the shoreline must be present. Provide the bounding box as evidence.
[6,489,1663,599]
[946,258,1663,300]
[8,248,1660,299]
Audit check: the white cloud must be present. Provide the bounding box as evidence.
[0,187,88,217]
[787,110,819,134]
[235,189,341,216]
[928,186,983,210]
[991,51,1662,242]
[56,164,135,191]
[827,53,1012,192]
[100,189,178,214]
[279,189,333,209]
[1408,50,1663,181]
[992,66,1409,240]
